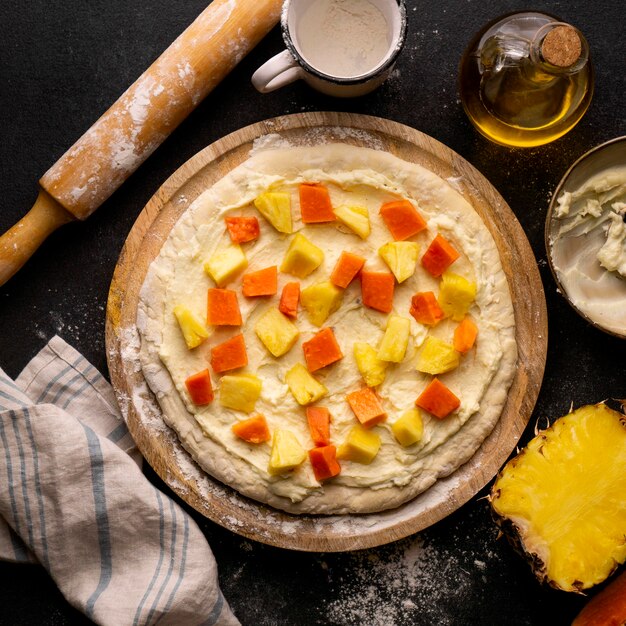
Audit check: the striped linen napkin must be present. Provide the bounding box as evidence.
[0,335,239,626]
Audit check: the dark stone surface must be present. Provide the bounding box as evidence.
[0,1,624,624]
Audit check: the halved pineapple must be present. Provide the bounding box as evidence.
[491,404,626,592]
[416,336,460,374]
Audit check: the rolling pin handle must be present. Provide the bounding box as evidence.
[0,189,73,286]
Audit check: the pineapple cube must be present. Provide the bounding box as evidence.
[416,336,460,375]
[253,192,292,233]
[377,315,411,363]
[334,205,371,239]
[353,342,388,387]
[255,308,300,357]
[268,429,306,474]
[173,305,210,349]
[438,272,477,321]
[301,281,343,327]
[204,244,248,287]
[285,363,327,405]
[337,425,381,464]
[219,374,262,413]
[280,233,324,278]
[378,242,420,283]
[392,409,424,447]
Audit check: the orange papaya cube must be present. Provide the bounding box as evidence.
[210,334,248,373]
[330,251,366,288]
[278,281,300,319]
[306,406,331,446]
[232,414,271,443]
[379,199,427,241]
[421,234,460,277]
[453,317,478,354]
[299,183,335,223]
[242,266,278,297]
[225,216,260,244]
[361,271,395,313]
[184,369,214,405]
[409,291,444,326]
[302,327,343,372]
[207,288,242,326]
[416,378,460,419]
[308,445,341,481]
[347,388,387,428]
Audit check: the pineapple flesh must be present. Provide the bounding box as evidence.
[285,363,328,405]
[300,281,343,327]
[173,306,210,349]
[438,272,476,321]
[280,233,324,278]
[377,315,411,363]
[353,342,388,387]
[204,244,248,287]
[334,205,371,239]
[416,336,460,374]
[379,242,420,283]
[491,404,626,592]
[254,192,292,233]
[255,308,300,357]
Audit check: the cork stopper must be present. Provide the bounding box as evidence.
[541,25,582,67]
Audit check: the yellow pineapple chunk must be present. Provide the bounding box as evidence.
[219,374,262,413]
[204,244,248,287]
[173,305,210,349]
[254,308,299,357]
[491,404,626,592]
[268,429,306,474]
[377,315,411,363]
[416,336,460,374]
[334,205,371,239]
[253,192,292,233]
[280,233,324,278]
[438,272,477,321]
[378,242,420,283]
[392,409,424,447]
[337,425,381,464]
[285,363,327,406]
[353,342,388,387]
[300,281,343,327]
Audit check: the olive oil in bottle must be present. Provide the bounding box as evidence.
[459,12,593,147]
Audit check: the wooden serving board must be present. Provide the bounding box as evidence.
[105,112,547,552]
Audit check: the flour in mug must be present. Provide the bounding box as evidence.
[295,0,391,78]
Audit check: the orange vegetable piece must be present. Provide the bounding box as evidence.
[242,266,278,297]
[421,234,460,277]
[330,251,366,288]
[409,292,445,326]
[416,378,460,419]
[299,183,335,223]
[302,327,343,372]
[347,388,387,428]
[379,199,427,241]
[210,334,248,373]
[279,282,300,319]
[225,216,260,244]
[572,571,626,626]
[306,406,331,447]
[308,445,341,481]
[232,414,271,444]
[207,288,242,326]
[184,369,214,405]
[361,271,395,313]
[453,317,478,354]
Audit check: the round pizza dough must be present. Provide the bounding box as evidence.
[137,143,517,515]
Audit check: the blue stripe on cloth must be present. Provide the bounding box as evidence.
[81,424,113,618]
[0,387,23,409]
[23,408,50,570]
[107,422,128,444]
[132,489,166,626]
[144,498,178,625]
[0,417,23,538]
[9,413,35,549]
[154,515,189,624]
[199,590,225,626]
[49,371,84,406]
[36,362,74,403]
[60,377,92,410]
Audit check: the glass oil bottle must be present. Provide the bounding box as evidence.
[459,12,593,147]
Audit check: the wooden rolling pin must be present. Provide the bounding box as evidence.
[0,0,282,286]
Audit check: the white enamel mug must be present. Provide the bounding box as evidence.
[252,0,407,98]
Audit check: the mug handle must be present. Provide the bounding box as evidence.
[252,50,303,93]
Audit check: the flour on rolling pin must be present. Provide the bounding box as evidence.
[40,0,282,218]
[296,0,391,78]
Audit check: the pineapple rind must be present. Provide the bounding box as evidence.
[491,404,626,592]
